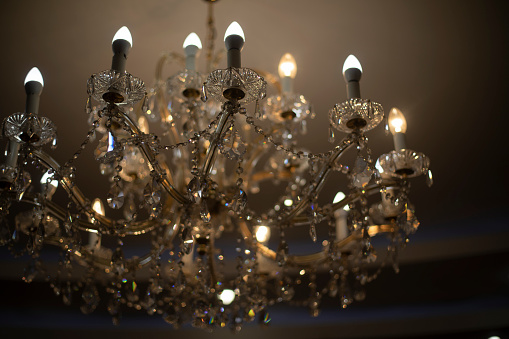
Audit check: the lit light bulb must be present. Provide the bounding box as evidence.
[92,198,105,216]
[278,53,297,79]
[24,67,44,86]
[388,108,407,135]
[255,226,271,243]
[183,32,202,49]
[40,170,58,188]
[333,192,350,211]
[224,21,245,42]
[112,26,133,47]
[342,54,362,74]
[218,289,235,305]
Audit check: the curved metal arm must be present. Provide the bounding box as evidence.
[120,110,190,205]
[283,133,357,222]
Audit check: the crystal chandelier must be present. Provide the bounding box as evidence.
[0,1,432,331]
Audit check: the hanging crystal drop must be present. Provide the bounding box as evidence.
[384,116,390,136]
[111,247,125,274]
[328,125,335,143]
[426,169,433,187]
[51,136,58,150]
[107,295,121,325]
[85,96,93,114]
[254,100,261,119]
[328,277,338,297]
[200,199,211,222]
[107,183,125,209]
[309,224,317,243]
[373,169,382,185]
[275,239,288,266]
[201,82,208,102]
[141,94,148,113]
[181,226,194,255]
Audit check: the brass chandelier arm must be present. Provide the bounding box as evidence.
[201,104,235,177]
[283,133,357,222]
[239,220,394,267]
[30,150,177,235]
[119,110,190,205]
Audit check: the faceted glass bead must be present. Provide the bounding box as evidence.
[107,184,125,209]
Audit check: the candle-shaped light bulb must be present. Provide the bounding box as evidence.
[24,67,44,86]
[388,107,407,151]
[111,26,132,73]
[183,32,202,71]
[224,21,245,68]
[112,26,133,47]
[342,55,363,75]
[342,54,362,99]
[24,67,44,114]
[278,53,297,93]
[278,53,297,79]
[183,32,202,49]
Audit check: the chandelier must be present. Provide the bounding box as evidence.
[0,1,432,331]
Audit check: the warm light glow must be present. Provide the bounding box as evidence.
[388,107,407,134]
[218,289,235,305]
[278,53,297,78]
[24,67,44,86]
[92,198,105,216]
[255,225,271,243]
[487,337,501,339]
[40,170,58,188]
[138,116,149,134]
[224,21,245,41]
[333,192,350,211]
[342,54,362,74]
[183,32,202,49]
[112,26,133,47]
[283,198,293,207]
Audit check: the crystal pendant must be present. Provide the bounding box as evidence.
[107,184,125,209]
[144,178,162,206]
[200,200,211,222]
[187,177,207,203]
[352,156,372,188]
[51,136,58,150]
[309,224,317,243]
[111,247,125,273]
[301,120,307,134]
[328,125,335,143]
[426,169,433,187]
[275,240,288,266]
[85,96,93,114]
[254,100,261,119]
[181,226,194,255]
[309,296,320,317]
[230,189,247,213]
[107,296,122,325]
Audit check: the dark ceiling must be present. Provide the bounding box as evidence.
[1,0,508,338]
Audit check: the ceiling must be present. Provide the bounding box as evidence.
[1,0,508,338]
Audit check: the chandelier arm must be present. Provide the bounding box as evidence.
[30,150,176,235]
[119,111,190,205]
[201,104,234,177]
[240,220,394,267]
[283,133,357,222]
